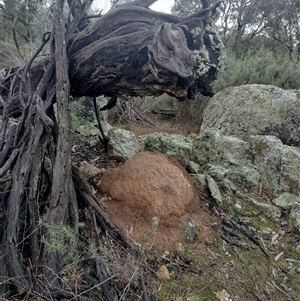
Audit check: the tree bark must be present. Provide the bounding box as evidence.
[0,0,226,298]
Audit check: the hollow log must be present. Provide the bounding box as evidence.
[0,0,226,116]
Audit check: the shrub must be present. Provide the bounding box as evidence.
[213,47,300,92]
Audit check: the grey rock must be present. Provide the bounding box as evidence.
[279,146,300,194]
[290,203,300,232]
[248,135,283,194]
[238,192,281,222]
[194,129,260,187]
[151,216,160,233]
[183,218,198,243]
[201,84,300,146]
[186,161,201,174]
[194,129,300,195]
[78,161,103,180]
[143,132,193,166]
[206,164,228,181]
[107,128,140,161]
[274,193,300,210]
[77,124,100,137]
[207,175,222,204]
[248,135,300,195]
[191,174,208,192]
[88,136,101,147]
[219,179,281,222]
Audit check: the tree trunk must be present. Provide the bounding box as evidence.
[0,0,226,299]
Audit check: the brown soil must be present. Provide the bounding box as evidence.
[104,198,216,250]
[98,151,217,249]
[72,136,216,250]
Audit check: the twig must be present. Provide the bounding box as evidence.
[83,11,103,19]
[269,280,292,300]
[139,269,149,301]
[69,276,116,300]
[119,266,139,301]
[92,95,109,150]
[192,274,217,295]
[12,16,25,61]
[222,216,269,257]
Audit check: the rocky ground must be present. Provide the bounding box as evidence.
[69,84,300,300]
[72,128,300,301]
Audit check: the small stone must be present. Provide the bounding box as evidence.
[207,175,222,204]
[191,173,207,191]
[290,203,300,232]
[184,218,197,243]
[177,243,184,252]
[151,216,160,233]
[156,265,170,281]
[78,161,102,180]
[107,128,140,161]
[214,289,232,301]
[100,196,111,202]
[186,161,200,174]
[234,203,242,210]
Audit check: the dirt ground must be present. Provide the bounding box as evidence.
[73,135,218,250]
[72,132,300,301]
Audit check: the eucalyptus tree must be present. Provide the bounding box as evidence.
[172,0,300,60]
[0,0,51,43]
[260,0,300,61]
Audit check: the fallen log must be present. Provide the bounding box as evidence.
[0,0,226,298]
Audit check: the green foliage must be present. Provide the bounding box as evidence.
[172,0,300,62]
[1,0,38,42]
[110,0,131,9]
[213,47,300,92]
[0,40,24,68]
[144,93,180,113]
[0,0,53,66]
[71,97,96,129]
[171,0,203,16]
[40,219,77,262]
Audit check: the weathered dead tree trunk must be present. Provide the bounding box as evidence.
[0,0,226,299]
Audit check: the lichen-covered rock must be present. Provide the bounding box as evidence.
[191,174,207,191]
[186,161,201,174]
[193,129,260,187]
[221,179,282,222]
[183,218,198,243]
[107,128,140,161]
[279,146,300,194]
[207,175,222,204]
[274,193,300,210]
[248,135,283,193]
[77,123,100,137]
[248,135,300,195]
[143,132,193,166]
[193,129,300,195]
[201,85,300,146]
[290,203,300,232]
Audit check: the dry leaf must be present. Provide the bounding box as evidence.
[156,264,170,281]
